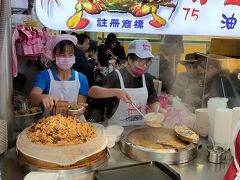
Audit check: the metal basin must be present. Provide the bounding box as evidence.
[14,112,43,133]
[120,127,198,164]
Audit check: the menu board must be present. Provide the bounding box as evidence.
[36,0,240,36]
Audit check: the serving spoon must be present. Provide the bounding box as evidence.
[130,102,146,120]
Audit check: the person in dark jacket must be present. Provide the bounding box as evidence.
[203,59,240,108]
[98,33,126,67]
[71,33,96,87]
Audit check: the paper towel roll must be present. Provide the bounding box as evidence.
[213,108,232,150]
[207,97,228,142]
[230,107,240,155]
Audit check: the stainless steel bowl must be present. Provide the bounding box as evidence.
[67,104,84,119]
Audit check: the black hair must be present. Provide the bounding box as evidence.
[127,53,139,61]
[53,40,75,54]
[105,33,118,48]
[88,40,97,52]
[61,31,68,34]
[71,32,90,45]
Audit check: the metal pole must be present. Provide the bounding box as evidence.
[0,0,14,147]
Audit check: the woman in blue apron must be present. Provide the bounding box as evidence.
[88,40,164,126]
[29,34,89,116]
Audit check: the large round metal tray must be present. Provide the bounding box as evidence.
[119,127,198,165]
[17,148,109,175]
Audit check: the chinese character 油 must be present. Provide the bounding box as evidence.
[221,13,237,30]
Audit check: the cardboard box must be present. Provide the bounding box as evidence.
[210,38,240,57]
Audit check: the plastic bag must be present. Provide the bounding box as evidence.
[163,96,195,129]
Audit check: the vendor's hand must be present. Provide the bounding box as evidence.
[105,49,113,56]
[115,89,131,103]
[53,100,69,116]
[42,95,58,111]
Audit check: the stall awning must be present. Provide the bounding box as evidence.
[37,0,240,36]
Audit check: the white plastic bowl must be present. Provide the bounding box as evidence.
[105,125,124,136]
[106,136,117,148]
[115,135,122,142]
[105,125,124,147]
[107,140,115,148]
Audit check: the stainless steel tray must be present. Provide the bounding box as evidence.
[94,161,181,180]
[120,127,198,165]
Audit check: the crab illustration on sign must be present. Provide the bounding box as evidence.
[224,0,240,6]
[41,0,178,29]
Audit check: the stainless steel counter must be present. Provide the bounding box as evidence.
[1,138,232,180]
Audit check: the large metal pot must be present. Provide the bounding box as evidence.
[14,112,43,133]
[120,127,198,164]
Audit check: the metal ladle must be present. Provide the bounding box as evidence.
[130,103,163,128]
[130,102,145,120]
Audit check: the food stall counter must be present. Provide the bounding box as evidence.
[0,138,231,180]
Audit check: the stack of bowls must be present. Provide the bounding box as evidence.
[195,108,209,137]
[0,119,7,154]
[105,125,124,148]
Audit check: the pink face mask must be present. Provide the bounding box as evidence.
[131,66,146,76]
[56,56,75,71]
